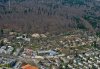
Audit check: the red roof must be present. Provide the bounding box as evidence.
[21,64,38,69]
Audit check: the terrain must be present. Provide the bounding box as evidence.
[0,0,100,34]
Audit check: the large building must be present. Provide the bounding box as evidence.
[21,64,38,69]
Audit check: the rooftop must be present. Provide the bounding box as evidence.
[21,64,38,69]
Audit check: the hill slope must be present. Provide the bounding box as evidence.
[0,0,100,33]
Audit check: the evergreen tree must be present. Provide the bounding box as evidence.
[0,29,4,37]
[92,41,97,48]
[0,40,4,46]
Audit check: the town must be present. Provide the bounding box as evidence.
[0,29,100,69]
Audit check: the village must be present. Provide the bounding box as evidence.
[0,29,100,69]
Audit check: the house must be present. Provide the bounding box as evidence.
[31,33,40,38]
[16,36,23,39]
[68,64,73,68]
[3,38,8,43]
[9,32,17,35]
[1,46,7,50]
[0,49,6,53]
[7,46,14,54]
[21,64,38,69]
[37,50,58,56]
[14,61,22,69]
[50,65,59,69]
[23,48,33,55]
[23,38,30,42]
[0,46,7,54]
[40,34,47,38]
[22,48,33,57]
[88,60,92,64]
